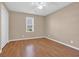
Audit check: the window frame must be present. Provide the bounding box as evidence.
[26,16,34,32]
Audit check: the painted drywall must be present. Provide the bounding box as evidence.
[9,11,45,40]
[1,3,9,49]
[45,3,79,48]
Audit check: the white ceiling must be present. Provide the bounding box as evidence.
[5,2,72,16]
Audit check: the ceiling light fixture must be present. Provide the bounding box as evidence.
[37,5,43,9]
[32,2,47,10]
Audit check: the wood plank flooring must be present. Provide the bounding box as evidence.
[0,38,79,57]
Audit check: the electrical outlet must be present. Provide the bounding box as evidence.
[70,40,74,44]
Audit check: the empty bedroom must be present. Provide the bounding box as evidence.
[0,2,79,57]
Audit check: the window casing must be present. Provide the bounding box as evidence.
[26,16,34,32]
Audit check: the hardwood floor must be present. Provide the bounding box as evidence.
[0,38,79,57]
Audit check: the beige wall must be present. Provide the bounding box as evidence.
[9,11,45,40]
[45,3,79,48]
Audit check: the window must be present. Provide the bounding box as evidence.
[26,16,34,32]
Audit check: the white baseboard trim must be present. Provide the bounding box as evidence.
[11,36,79,51]
[1,36,79,53]
[46,37,79,51]
[9,36,45,42]
[0,41,10,53]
